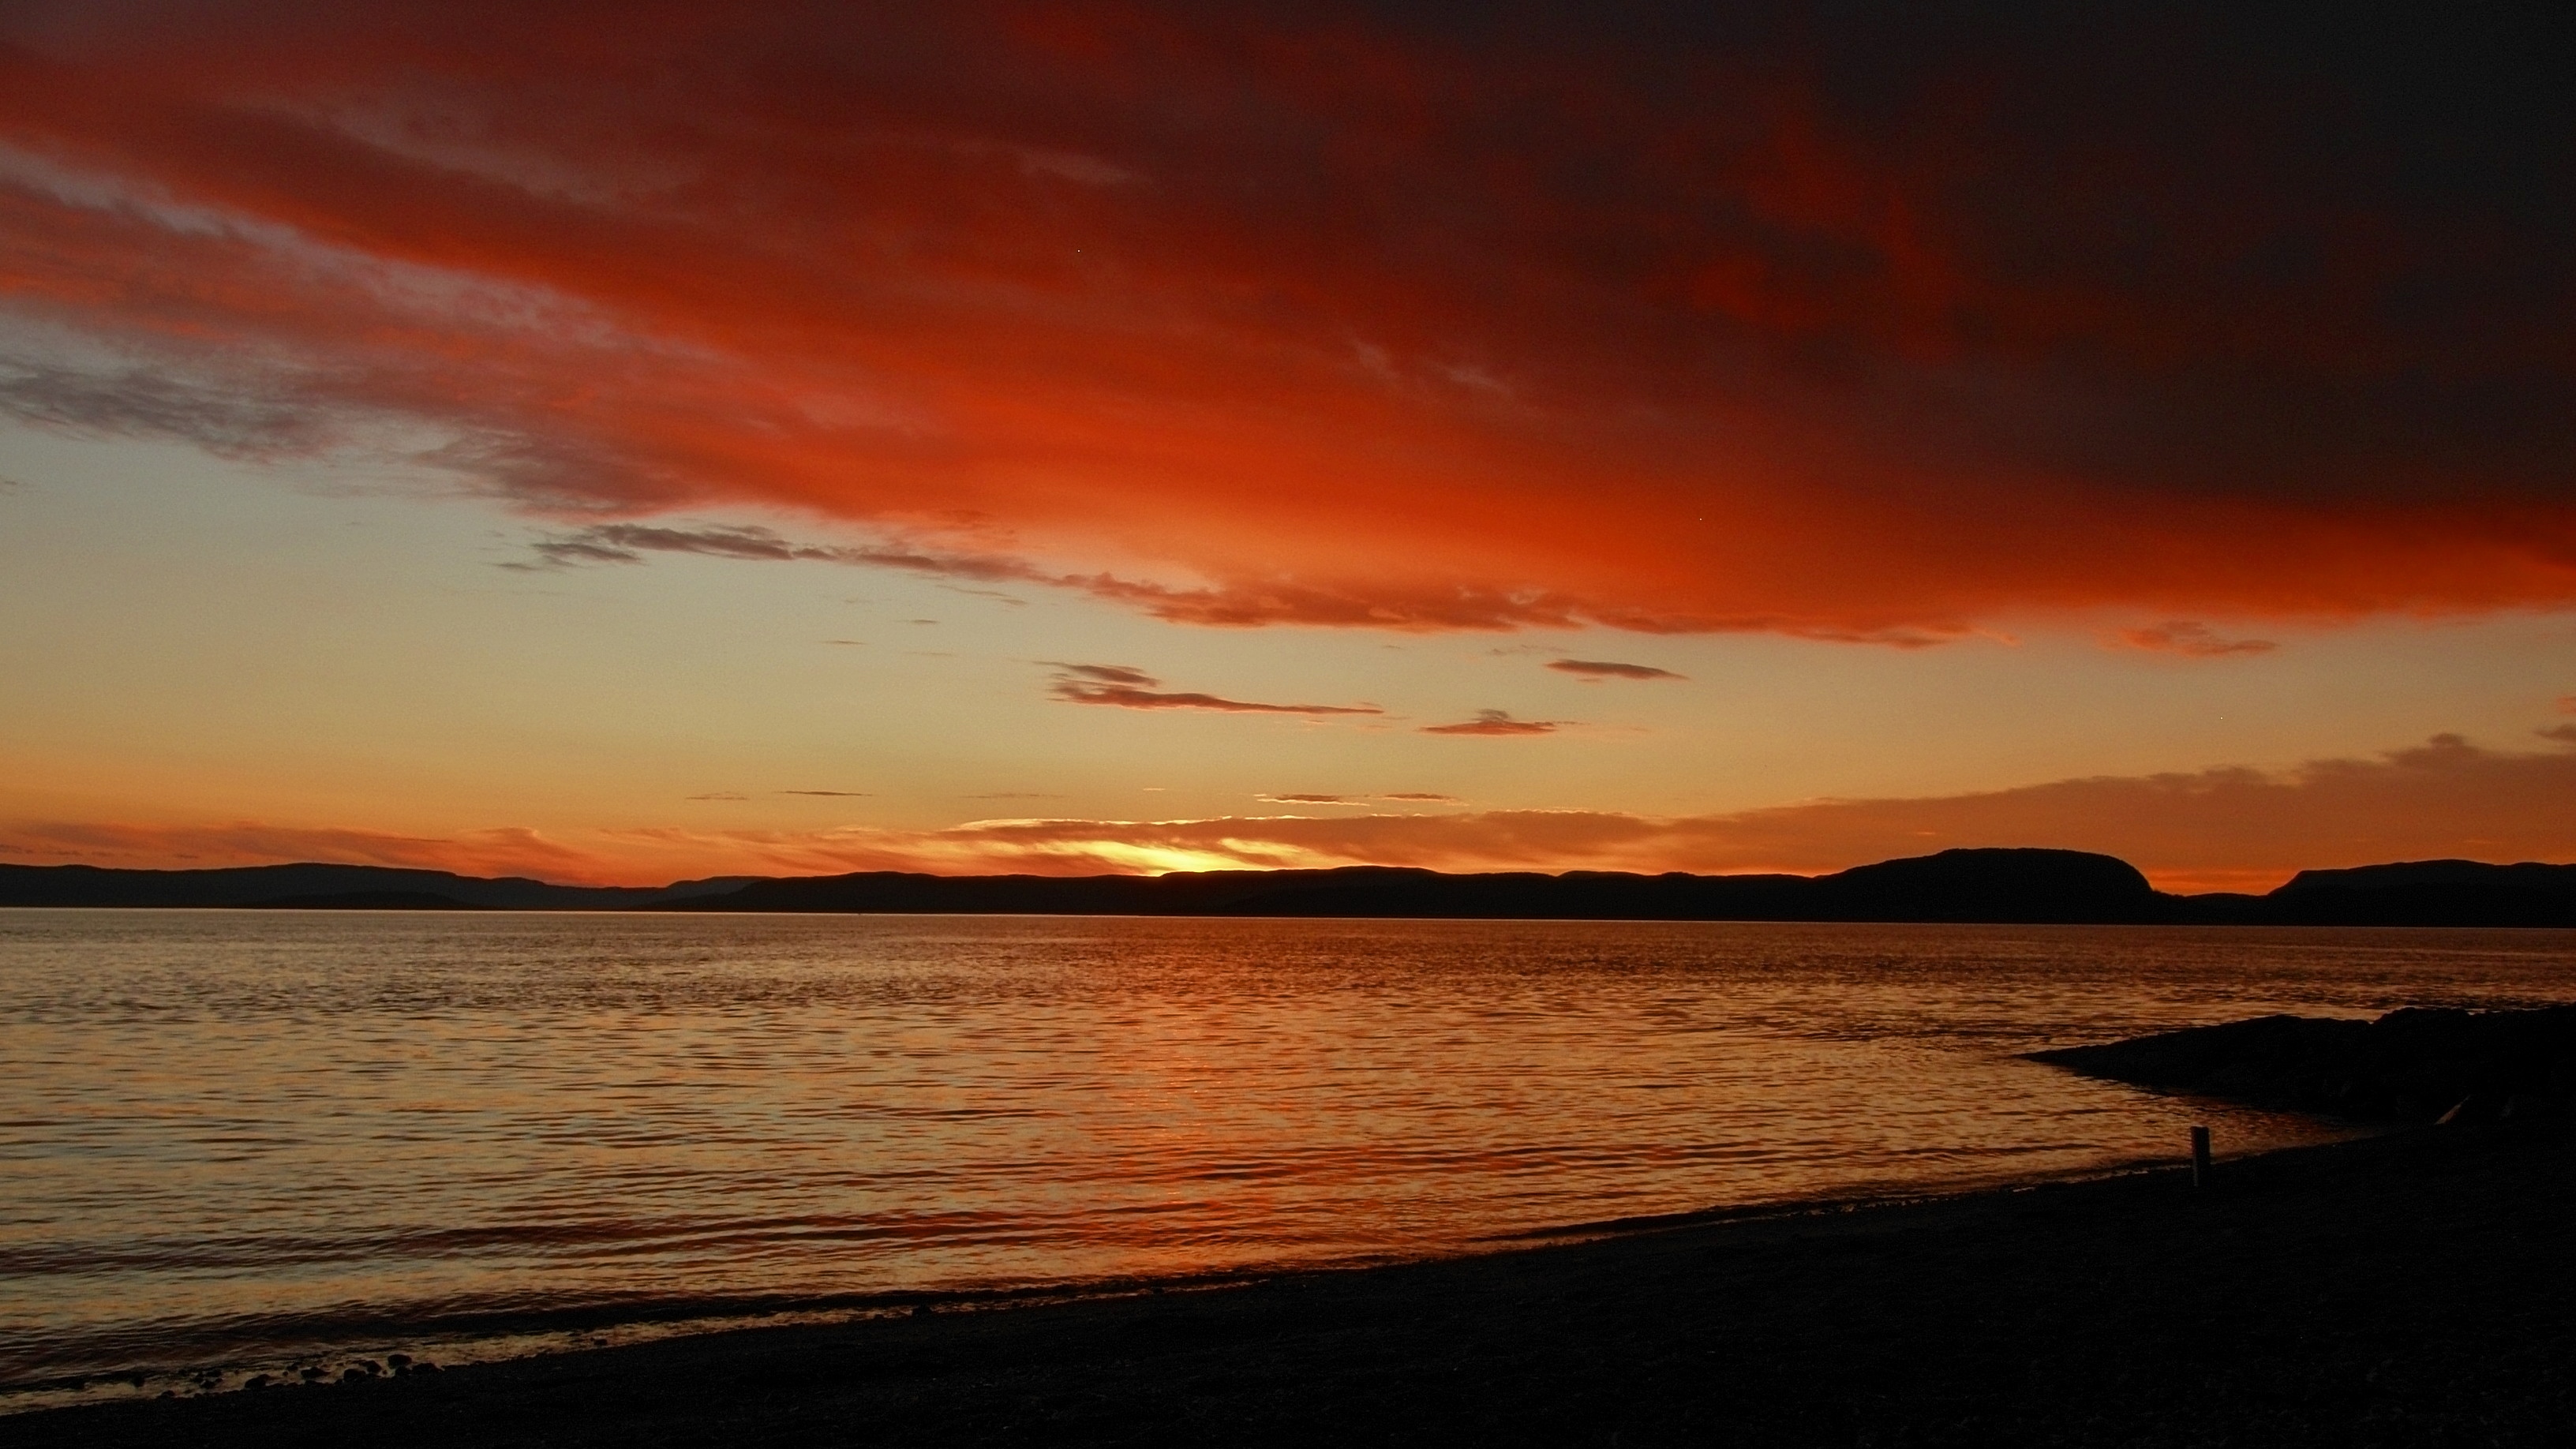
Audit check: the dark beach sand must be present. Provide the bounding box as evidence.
[20,1125,2574,1447]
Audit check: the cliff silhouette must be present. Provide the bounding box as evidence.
[10,848,2575,924]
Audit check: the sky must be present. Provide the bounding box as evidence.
[2,1,2574,893]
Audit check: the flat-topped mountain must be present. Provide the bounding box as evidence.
[6,849,2574,926]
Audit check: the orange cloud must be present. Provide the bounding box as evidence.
[10,735,2574,893]
[0,6,2567,638]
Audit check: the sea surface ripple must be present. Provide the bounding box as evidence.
[5,910,2571,1402]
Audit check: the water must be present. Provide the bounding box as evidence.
[5,910,2574,1404]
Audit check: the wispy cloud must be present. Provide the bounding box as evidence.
[1258,791,1462,806]
[1547,659,1685,681]
[1045,665,1383,717]
[2109,622,2278,657]
[516,522,1736,634]
[1047,662,1157,687]
[0,820,601,880]
[780,789,871,797]
[511,522,1039,584]
[687,792,751,802]
[1421,710,1564,736]
[0,359,351,462]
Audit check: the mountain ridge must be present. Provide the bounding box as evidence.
[7,848,2575,926]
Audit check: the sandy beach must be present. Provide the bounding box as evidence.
[16,1121,2572,1447]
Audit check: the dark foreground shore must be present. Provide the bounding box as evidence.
[19,1124,2575,1448]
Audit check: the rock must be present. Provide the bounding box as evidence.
[2028,1005,2576,1123]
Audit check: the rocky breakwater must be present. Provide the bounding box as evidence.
[2030,1005,2576,1125]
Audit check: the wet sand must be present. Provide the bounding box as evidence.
[17,1123,2574,1447]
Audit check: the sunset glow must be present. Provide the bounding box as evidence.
[4,2,2573,889]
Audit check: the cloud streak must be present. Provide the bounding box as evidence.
[1256,792,1464,806]
[1548,659,1685,681]
[1421,710,1564,737]
[2110,622,2279,657]
[1044,665,1381,717]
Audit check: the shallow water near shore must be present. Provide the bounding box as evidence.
[6,910,2574,1407]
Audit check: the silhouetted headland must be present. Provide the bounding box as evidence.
[9,848,2576,924]
[2031,1005,2576,1124]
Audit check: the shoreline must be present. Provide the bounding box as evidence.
[0,1143,2251,1414]
[21,1121,2567,1447]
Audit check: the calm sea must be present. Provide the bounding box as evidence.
[6,909,2574,1404]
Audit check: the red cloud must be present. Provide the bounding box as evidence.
[1547,659,1685,681]
[0,7,2570,637]
[1421,710,1563,737]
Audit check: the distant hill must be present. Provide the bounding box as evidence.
[0,862,757,911]
[665,848,2166,923]
[4,850,2574,926]
[2241,859,2576,927]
